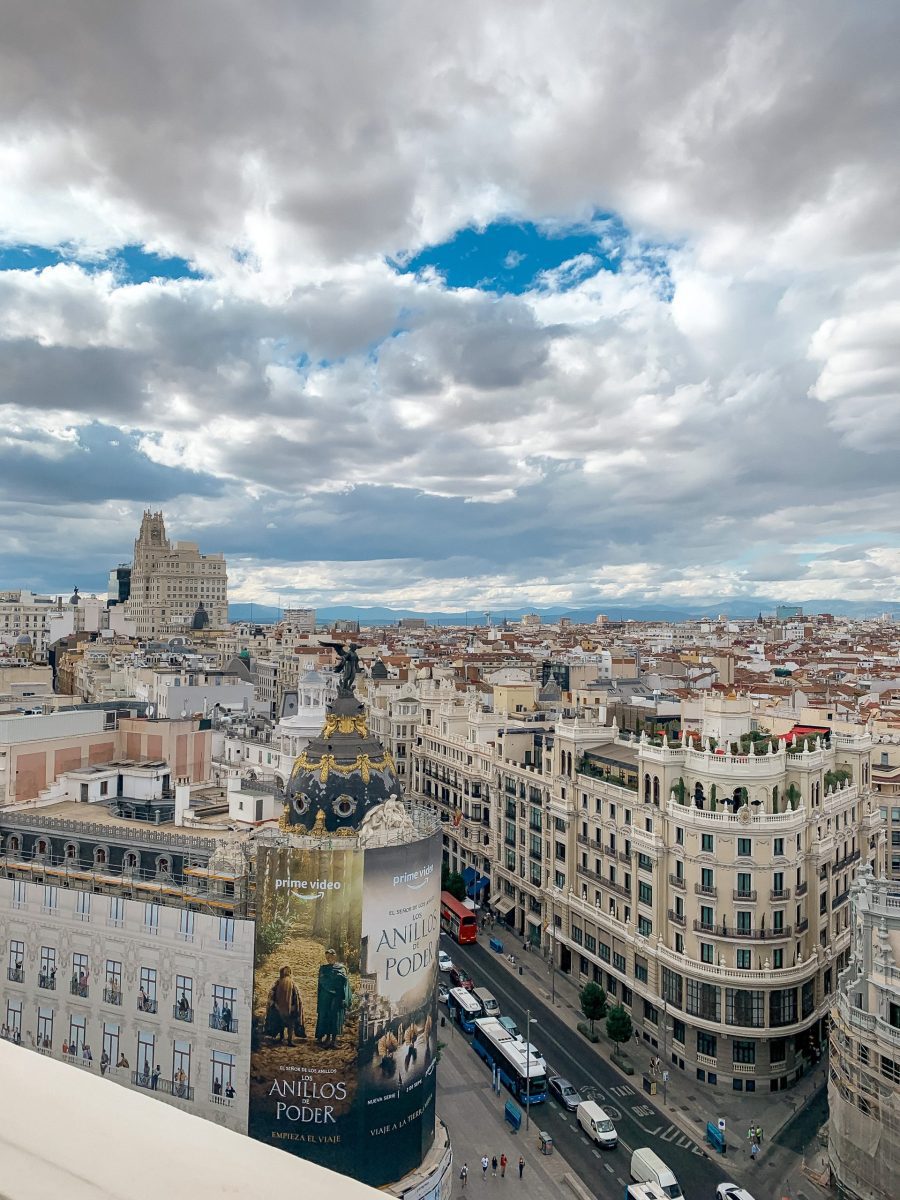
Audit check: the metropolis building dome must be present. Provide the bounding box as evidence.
[282,644,401,835]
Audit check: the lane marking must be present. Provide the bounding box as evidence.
[591,1149,600,1158]
[604,1163,614,1173]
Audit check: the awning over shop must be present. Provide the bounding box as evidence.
[462,866,490,896]
[526,914,542,926]
[495,896,516,917]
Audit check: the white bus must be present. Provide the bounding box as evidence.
[447,986,483,1032]
[471,1017,548,1104]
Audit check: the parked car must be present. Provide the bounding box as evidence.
[548,1076,583,1111]
[716,1187,756,1200]
[448,966,474,990]
[629,1148,683,1200]
[438,950,454,973]
[437,983,450,1005]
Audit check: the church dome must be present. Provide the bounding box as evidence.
[283,694,401,834]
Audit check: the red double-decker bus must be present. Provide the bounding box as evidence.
[440,891,478,945]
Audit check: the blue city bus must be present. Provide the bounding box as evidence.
[447,986,484,1032]
[471,1016,547,1104]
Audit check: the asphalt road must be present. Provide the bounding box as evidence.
[444,935,735,1200]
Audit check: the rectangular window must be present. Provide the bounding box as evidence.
[773,949,784,969]
[39,947,57,989]
[144,903,160,933]
[613,951,626,972]
[726,989,764,1027]
[42,885,58,912]
[104,959,123,1005]
[7,939,24,982]
[643,1000,658,1025]
[68,1013,87,1055]
[774,838,784,857]
[11,880,26,909]
[638,916,652,937]
[696,1030,717,1058]
[662,967,683,1009]
[211,985,237,1032]
[672,1018,685,1044]
[637,853,653,873]
[701,834,714,853]
[737,911,752,932]
[634,956,648,984]
[103,1022,120,1068]
[37,1006,54,1048]
[773,910,784,931]
[75,891,91,921]
[686,979,720,1021]
[71,952,90,997]
[700,904,714,927]
[638,882,653,905]
[108,896,125,927]
[737,838,752,858]
[701,942,714,964]
[172,1039,192,1095]
[736,872,752,896]
[137,1031,156,1080]
[769,988,797,1028]
[675,827,684,846]
[585,934,597,955]
[555,870,566,889]
[881,1055,900,1084]
[769,1038,786,1064]
[701,867,714,890]
[175,975,194,1022]
[6,998,22,1037]
[572,925,583,945]
[736,949,751,969]
[732,1039,756,1064]
[139,967,158,1013]
[210,1050,236,1101]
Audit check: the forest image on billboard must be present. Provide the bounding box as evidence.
[249,834,440,1186]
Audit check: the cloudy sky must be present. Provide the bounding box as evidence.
[1,2,898,612]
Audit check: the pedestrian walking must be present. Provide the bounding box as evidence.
[751,1142,759,1163]
[481,1156,489,1180]
[500,1154,507,1178]
[755,1124,763,1143]
[460,1163,468,1189]
[491,1156,498,1178]
[517,1156,525,1180]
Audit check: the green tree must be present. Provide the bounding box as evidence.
[440,861,450,891]
[579,981,607,1034]
[445,871,467,902]
[606,1004,633,1059]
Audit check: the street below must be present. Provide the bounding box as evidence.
[443,934,737,1198]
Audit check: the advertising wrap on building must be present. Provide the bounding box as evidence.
[250,828,441,1187]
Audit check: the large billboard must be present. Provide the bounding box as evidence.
[250,830,441,1187]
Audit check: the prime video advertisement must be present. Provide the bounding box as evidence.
[358,831,441,1182]
[249,831,441,1187]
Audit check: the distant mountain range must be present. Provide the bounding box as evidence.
[228,598,900,626]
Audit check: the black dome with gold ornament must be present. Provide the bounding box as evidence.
[282,655,401,835]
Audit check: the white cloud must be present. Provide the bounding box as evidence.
[0,3,898,607]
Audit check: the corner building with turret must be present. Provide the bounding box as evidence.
[412,691,883,1093]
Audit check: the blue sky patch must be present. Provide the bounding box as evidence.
[390,216,627,295]
[0,242,202,283]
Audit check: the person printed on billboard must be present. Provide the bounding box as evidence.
[316,948,353,1048]
[264,965,306,1045]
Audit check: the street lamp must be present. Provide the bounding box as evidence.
[525,1009,538,1131]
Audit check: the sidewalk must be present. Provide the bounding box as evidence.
[471,924,826,1152]
[437,1012,582,1200]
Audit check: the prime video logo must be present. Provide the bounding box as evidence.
[392,863,434,890]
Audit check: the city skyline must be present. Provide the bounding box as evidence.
[1,5,898,610]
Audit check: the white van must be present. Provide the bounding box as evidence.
[473,987,500,1017]
[629,1148,684,1200]
[576,1100,618,1149]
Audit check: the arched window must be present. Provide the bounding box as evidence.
[652,777,660,806]
[157,857,170,876]
[772,785,779,811]
[94,847,107,865]
[7,835,20,854]
[124,852,138,870]
[36,839,48,855]
[644,773,652,802]
[64,843,78,859]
